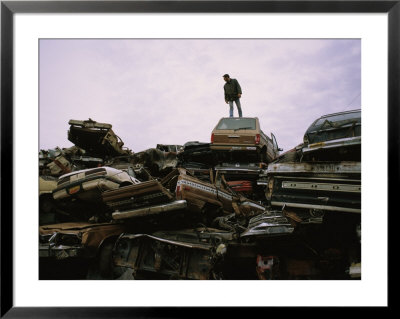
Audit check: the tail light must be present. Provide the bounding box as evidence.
[211,133,214,143]
[176,185,181,197]
[255,134,260,145]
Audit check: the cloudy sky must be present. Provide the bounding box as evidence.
[39,39,361,154]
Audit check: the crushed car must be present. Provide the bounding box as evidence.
[39,221,129,279]
[259,161,361,278]
[39,175,59,225]
[102,168,266,228]
[53,166,140,202]
[249,109,362,279]
[301,109,361,161]
[156,144,183,153]
[177,141,217,169]
[214,162,266,202]
[40,147,73,176]
[38,113,362,280]
[39,146,104,177]
[50,166,141,223]
[272,109,361,163]
[102,179,181,222]
[129,147,179,178]
[68,118,132,157]
[263,161,361,215]
[255,110,362,279]
[113,227,234,280]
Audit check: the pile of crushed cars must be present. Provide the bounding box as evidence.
[39,112,361,280]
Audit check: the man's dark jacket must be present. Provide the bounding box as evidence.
[224,78,242,101]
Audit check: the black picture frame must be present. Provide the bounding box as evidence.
[1,0,396,317]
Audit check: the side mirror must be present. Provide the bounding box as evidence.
[278,148,283,152]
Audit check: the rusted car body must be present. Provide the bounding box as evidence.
[102,179,180,221]
[50,166,141,222]
[165,168,266,219]
[253,110,362,280]
[264,161,361,215]
[210,117,281,163]
[258,161,361,279]
[113,208,322,280]
[240,211,294,238]
[39,146,104,176]
[68,119,131,157]
[40,147,72,176]
[173,168,234,215]
[53,166,140,201]
[214,163,266,202]
[102,168,265,223]
[103,180,174,209]
[113,227,233,280]
[156,144,183,153]
[39,222,125,259]
[177,141,216,168]
[303,109,361,145]
[38,114,362,280]
[39,221,128,279]
[39,176,59,225]
[301,109,361,161]
[45,154,73,176]
[130,147,179,177]
[111,200,188,221]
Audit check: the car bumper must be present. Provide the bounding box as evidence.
[53,178,120,200]
[302,136,361,154]
[39,243,87,260]
[210,145,258,151]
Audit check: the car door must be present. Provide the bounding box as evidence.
[271,133,280,159]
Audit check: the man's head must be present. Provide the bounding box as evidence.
[223,74,230,82]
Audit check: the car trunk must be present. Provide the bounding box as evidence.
[212,130,257,146]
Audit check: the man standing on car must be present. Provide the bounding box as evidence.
[223,74,243,117]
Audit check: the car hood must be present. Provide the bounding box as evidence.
[39,222,121,233]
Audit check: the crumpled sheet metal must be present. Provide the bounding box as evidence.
[68,118,131,157]
[112,200,187,220]
[240,211,294,237]
[39,221,127,259]
[130,148,178,177]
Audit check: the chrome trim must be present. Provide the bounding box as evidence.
[271,201,361,213]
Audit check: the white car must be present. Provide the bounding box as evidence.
[52,166,140,201]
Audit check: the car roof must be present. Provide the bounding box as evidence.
[305,109,361,134]
[218,117,259,120]
[317,109,360,119]
[58,166,121,179]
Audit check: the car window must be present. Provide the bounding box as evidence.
[313,111,361,127]
[216,118,256,130]
[271,133,278,150]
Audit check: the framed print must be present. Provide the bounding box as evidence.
[1,0,396,316]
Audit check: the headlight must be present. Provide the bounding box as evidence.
[265,177,274,200]
[49,232,82,246]
[216,244,227,256]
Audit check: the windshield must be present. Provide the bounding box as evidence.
[312,111,361,127]
[216,118,256,130]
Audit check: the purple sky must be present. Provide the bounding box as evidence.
[39,39,361,154]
